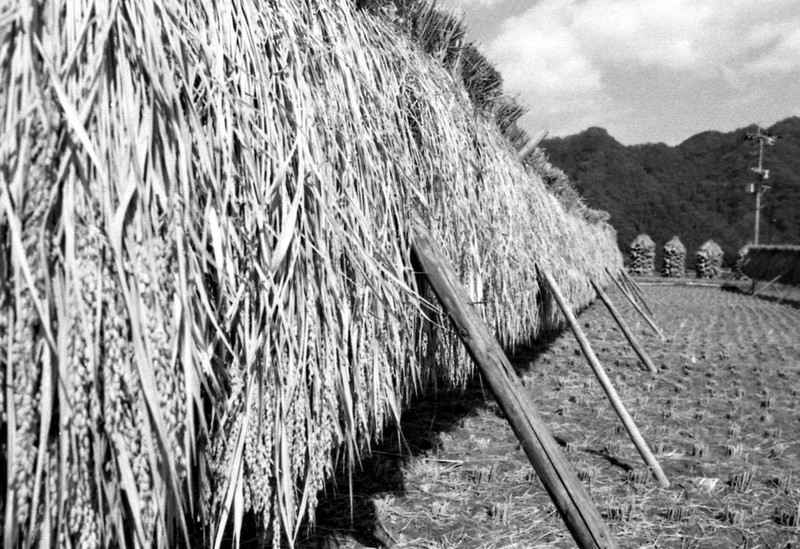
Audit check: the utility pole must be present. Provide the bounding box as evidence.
[745,126,775,245]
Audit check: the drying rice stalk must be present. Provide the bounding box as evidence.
[629,234,656,276]
[734,244,750,279]
[0,0,622,547]
[662,236,687,278]
[695,240,724,279]
[739,245,800,286]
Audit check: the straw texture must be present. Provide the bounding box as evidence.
[740,245,800,286]
[695,240,724,279]
[629,234,656,276]
[734,244,751,279]
[662,236,687,278]
[0,0,622,547]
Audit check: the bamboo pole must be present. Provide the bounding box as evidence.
[608,273,666,342]
[411,224,619,549]
[616,270,640,303]
[591,279,658,374]
[542,270,670,488]
[752,271,788,297]
[606,268,653,317]
[620,270,655,317]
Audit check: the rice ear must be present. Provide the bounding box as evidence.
[1,0,622,547]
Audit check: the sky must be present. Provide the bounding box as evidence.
[436,0,800,145]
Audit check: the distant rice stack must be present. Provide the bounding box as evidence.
[740,245,800,286]
[695,240,724,279]
[629,234,656,276]
[662,236,687,278]
[734,244,751,279]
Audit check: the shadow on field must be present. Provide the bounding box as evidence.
[721,280,800,309]
[755,294,800,309]
[293,332,563,548]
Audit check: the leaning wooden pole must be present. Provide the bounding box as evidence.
[751,270,788,297]
[411,225,619,549]
[542,270,670,488]
[620,270,655,317]
[591,279,658,374]
[608,272,666,341]
[606,267,654,317]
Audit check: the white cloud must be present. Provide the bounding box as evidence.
[476,0,800,139]
[489,23,601,98]
[488,0,800,75]
[436,0,504,10]
[482,1,606,136]
[485,1,604,127]
[741,28,800,74]
[570,0,712,70]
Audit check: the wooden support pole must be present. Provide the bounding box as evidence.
[608,273,666,342]
[591,280,658,375]
[606,268,654,318]
[542,270,670,489]
[620,270,655,317]
[411,225,619,549]
[752,271,787,297]
[616,269,639,301]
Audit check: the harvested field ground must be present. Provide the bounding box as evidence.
[300,282,800,549]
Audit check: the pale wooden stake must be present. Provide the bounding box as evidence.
[542,269,670,488]
[608,273,666,342]
[591,279,658,374]
[412,224,619,549]
[621,269,655,317]
[606,267,655,317]
[751,270,788,297]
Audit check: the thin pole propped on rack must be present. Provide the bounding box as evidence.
[411,223,619,549]
[620,269,655,317]
[751,270,788,297]
[541,269,670,489]
[591,279,658,375]
[605,267,654,317]
[607,270,666,342]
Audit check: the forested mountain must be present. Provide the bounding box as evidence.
[541,117,800,267]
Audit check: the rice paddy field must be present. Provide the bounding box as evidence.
[301,281,800,548]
